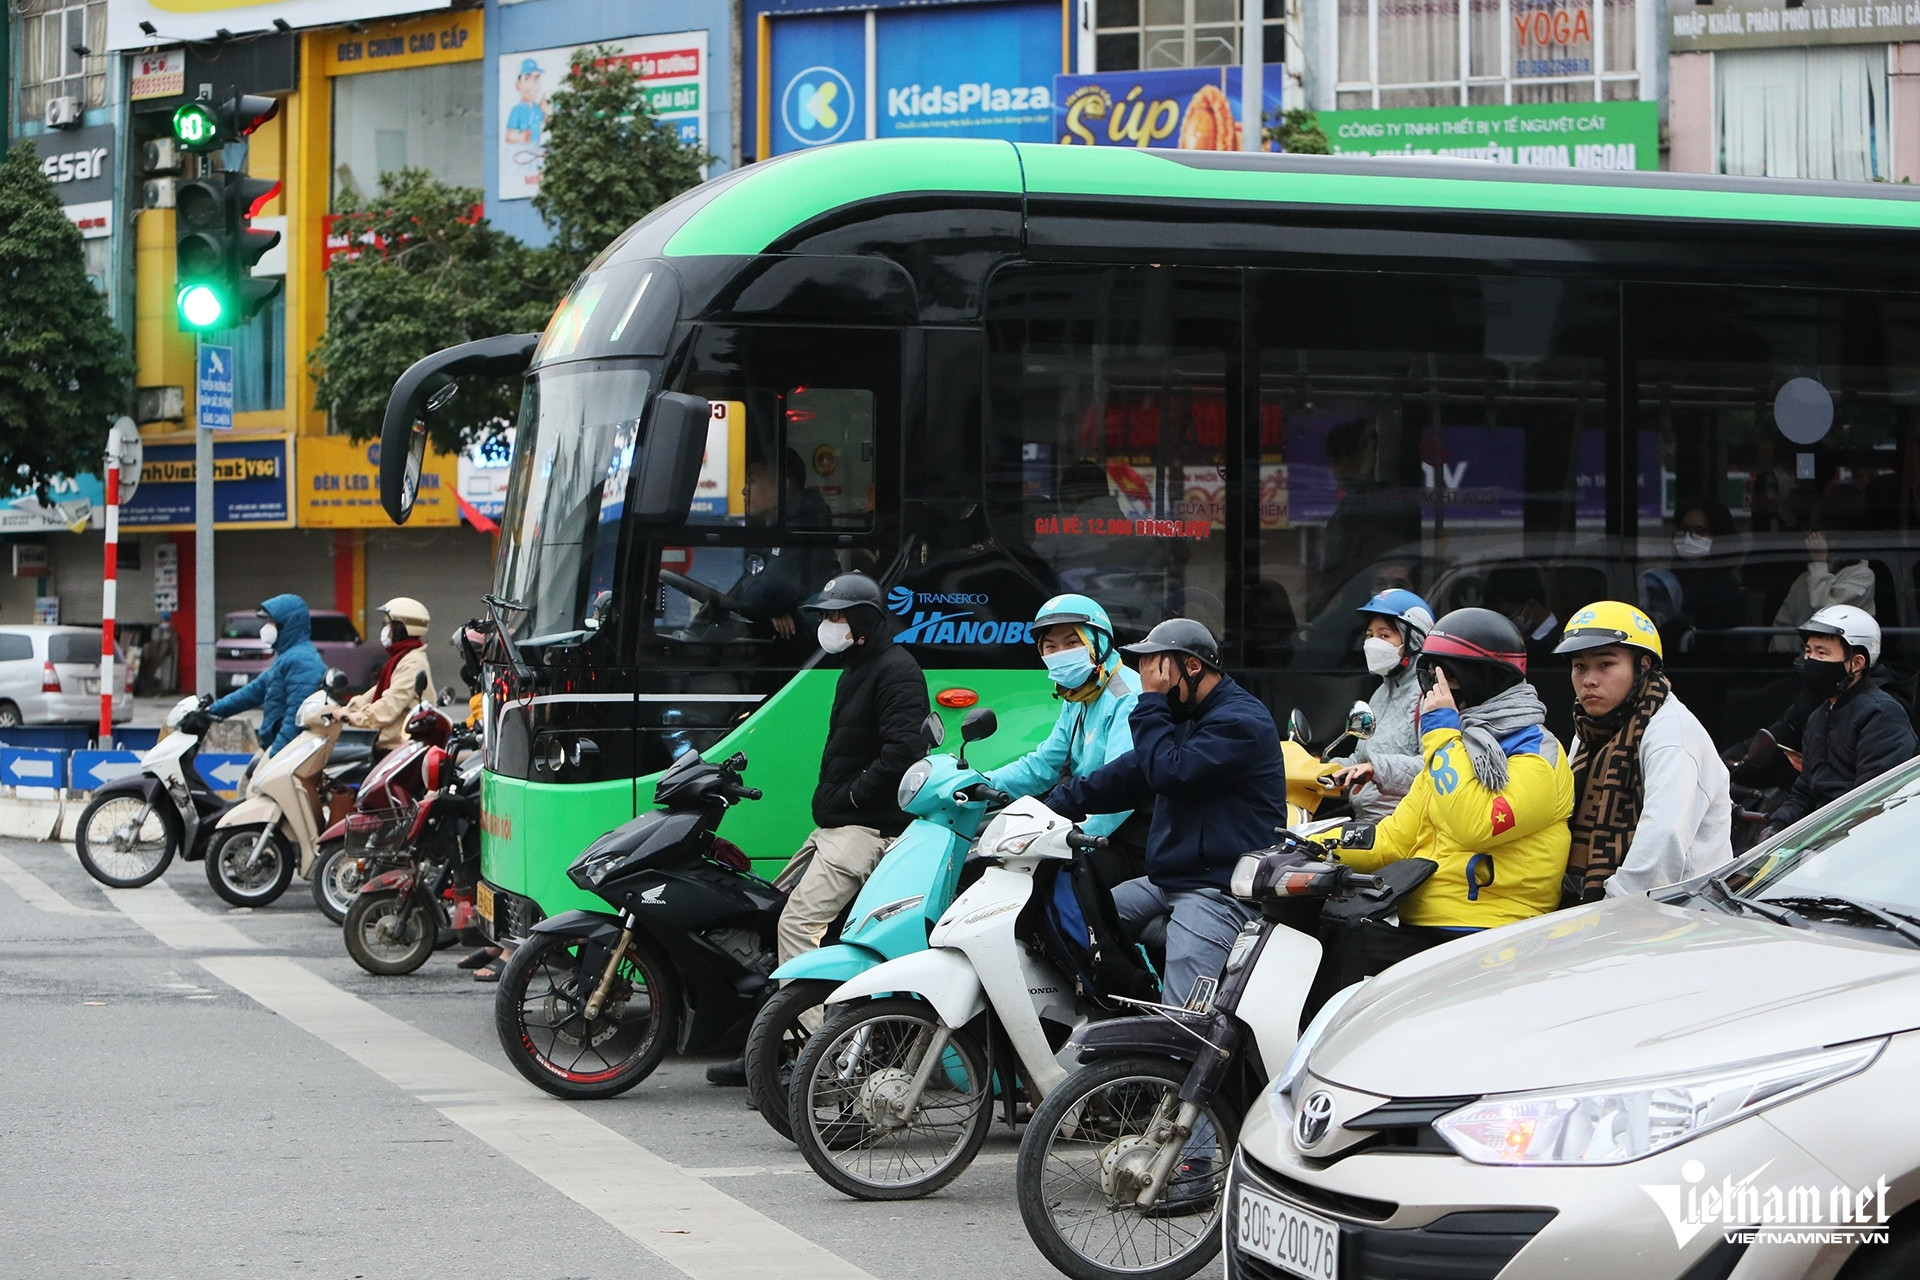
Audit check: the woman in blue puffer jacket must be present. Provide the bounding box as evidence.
[206,594,328,753]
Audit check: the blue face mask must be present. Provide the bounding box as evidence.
[1044,647,1097,690]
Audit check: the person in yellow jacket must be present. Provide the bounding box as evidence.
[1332,606,1574,933]
[344,597,435,755]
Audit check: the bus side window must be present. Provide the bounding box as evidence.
[784,387,875,531]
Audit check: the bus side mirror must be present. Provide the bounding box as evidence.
[379,332,540,524]
[631,392,711,526]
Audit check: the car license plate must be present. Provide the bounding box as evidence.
[83,679,99,694]
[475,881,495,926]
[1236,1187,1339,1280]
[232,673,250,687]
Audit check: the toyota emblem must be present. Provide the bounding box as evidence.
[1295,1090,1335,1149]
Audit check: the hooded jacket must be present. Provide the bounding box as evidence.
[208,594,328,753]
[987,659,1140,836]
[1046,676,1289,892]
[1767,673,1919,829]
[811,629,930,836]
[1338,665,1424,822]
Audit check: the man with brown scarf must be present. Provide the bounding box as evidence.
[1555,601,1731,904]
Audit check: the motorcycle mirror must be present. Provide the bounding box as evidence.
[585,590,613,631]
[1344,701,1376,741]
[323,668,350,702]
[1287,708,1313,745]
[960,708,997,742]
[922,713,946,750]
[414,669,430,697]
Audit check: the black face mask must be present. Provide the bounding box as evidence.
[1165,664,1205,723]
[1797,656,1853,697]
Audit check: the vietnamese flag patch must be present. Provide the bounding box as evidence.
[1489,797,1515,835]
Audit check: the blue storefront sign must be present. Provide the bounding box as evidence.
[758,0,1063,156]
[120,437,293,530]
[1052,65,1283,149]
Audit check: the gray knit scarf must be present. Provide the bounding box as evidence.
[1451,682,1549,793]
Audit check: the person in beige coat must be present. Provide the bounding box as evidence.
[345,597,434,755]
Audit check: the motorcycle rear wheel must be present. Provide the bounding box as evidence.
[495,930,678,1100]
[789,997,993,1201]
[343,888,437,975]
[308,838,363,925]
[74,792,178,888]
[744,978,837,1142]
[205,825,295,908]
[1016,1055,1234,1280]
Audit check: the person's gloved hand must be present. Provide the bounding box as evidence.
[177,709,215,737]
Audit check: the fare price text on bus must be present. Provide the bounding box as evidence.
[1034,514,1215,540]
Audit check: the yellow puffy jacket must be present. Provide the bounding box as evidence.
[1335,707,1574,929]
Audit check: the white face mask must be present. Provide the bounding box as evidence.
[380,625,393,646]
[259,622,278,647]
[817,619,855,654]
[1673,531,1713,560]
[1363,636,1402,677]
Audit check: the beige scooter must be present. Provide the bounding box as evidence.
[204,671,372,908]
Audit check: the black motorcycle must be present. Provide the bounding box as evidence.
[493,749,781,1100]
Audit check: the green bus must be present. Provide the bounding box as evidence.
[380,138,1920,943]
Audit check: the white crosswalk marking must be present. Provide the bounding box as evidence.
[0,850,113,916]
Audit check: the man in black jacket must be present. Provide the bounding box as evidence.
[1765,605,1918,833]
[709,571,928,1085]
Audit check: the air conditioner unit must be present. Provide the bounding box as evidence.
[136,386,186,424]
[143,178,176,209]
[142,138,181,175]
[44,95,81,128]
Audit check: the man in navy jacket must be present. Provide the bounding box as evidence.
[1046,618,1288,1009]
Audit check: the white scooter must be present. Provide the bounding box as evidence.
[204,673,371,908]
[74,694,232,888]
[787,796,1124,1201]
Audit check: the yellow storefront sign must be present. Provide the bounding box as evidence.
[321,10,483,77]
[298,434,461,528]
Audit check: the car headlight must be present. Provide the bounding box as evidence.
[1274,980,1368,1103]
[1434,1039,1885,1167]
[897,760,932,809]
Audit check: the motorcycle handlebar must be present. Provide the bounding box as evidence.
[735,786,764,802]
[1066,832,1109,852]
[966,785,1012,807]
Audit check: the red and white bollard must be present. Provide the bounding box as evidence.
[99,452,120,744]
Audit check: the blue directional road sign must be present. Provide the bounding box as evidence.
[0,747,66,788]
[70,750,142,791]
[198,342,234,431]
[195,753,252,793]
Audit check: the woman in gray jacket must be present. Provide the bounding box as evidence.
[1332,589,1436,822]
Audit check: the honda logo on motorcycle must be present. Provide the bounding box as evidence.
[1295,1091,1335,1149]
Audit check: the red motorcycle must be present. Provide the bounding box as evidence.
[341,704,483,975]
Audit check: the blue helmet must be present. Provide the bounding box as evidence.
[1033,594,1115,661]
[1357,589,1435,648]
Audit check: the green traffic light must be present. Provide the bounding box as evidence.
[177,283,226,329]
[172,102,219,149]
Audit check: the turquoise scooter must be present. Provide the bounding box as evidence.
[744,707,1006,1140]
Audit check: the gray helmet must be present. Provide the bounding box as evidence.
[1122,618,1222,670]
[804,572,886,618]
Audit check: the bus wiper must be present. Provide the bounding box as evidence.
[1761,895,1920,949]
[485,594,544,690]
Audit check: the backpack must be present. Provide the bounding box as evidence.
[1031,855,1161,1007]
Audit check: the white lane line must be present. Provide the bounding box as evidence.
[197,955,876,1280]
[99,877,263,950]
[0,851,114,916]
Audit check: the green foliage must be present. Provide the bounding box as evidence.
[1265,108,1331,155]
[310,169,552,451]
[0,140,133,499]
[531,45,712,282]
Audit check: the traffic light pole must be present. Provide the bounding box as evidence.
[195,337,216,698]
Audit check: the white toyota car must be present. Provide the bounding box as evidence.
[1227,758,1920,1280]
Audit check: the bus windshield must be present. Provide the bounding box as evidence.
[494,361,656,642]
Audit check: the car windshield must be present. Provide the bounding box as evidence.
[493,360,658,643]
[1716,760,1920,923]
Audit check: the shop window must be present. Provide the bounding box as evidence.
[984,266,1236,648]
[331,61,484,204]
[1335,0,1639,108]
[1095,0,1285,70]
[1716,48,1886,182]
[16,0,105,123]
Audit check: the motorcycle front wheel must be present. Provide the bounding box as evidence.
[1016,1055,1235,1280]
[744,978,837,1142]
[494,930,678,1100]
[205,825,295,908]
[343,888,437,975]
[74,792,178,888]
[308,839,364,925]
[789,997,993,1201]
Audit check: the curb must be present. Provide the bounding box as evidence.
[0,795,63,842]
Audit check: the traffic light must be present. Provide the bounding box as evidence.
[170,93,279,154]
[175,171,282,331]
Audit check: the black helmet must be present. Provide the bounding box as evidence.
[805,572,886,618]
[1122,618,1222,670]
[1416,607,1528,707]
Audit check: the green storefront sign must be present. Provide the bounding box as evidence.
[1319,101,1659,171]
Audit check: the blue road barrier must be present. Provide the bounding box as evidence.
[0,725,93,753]
[113,728,162,753]
[70,750,143,791]
[195,754,253,794]
[0,747,67,789]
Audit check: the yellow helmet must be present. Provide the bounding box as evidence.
[1554,600,1663,661]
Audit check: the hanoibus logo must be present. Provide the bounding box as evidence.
[1640,1159,1891,1248]
[887,589,1030,646]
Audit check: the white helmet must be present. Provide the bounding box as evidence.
[1801,604,1881,666]
[379,596,431,631]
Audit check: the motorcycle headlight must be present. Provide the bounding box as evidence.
[1433,1040,1884,1167]
[897,759,933,809]
[995,832,1039,856]
[1274,980,1368,1103]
